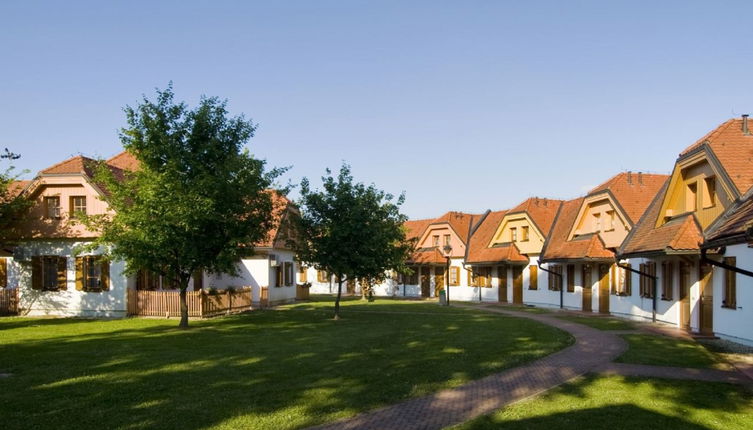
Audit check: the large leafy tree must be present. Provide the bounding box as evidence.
[293,164,413,319]
[0,149,33,244]
[87,86,284,328]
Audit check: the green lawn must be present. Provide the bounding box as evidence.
[555,314,636,330]
[616,334,726,369]
[453,375,753,430]
[0,297,571,430]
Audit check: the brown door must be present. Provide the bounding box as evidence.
[699,262,714,334]
[582,265,592,312]
[512,266,523,304]
[598,264,610,314]
[679,262,691,330]
[498,265,508,303]
[420,267,431,298]
[434,266,445,297]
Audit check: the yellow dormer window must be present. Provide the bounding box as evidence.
[521,226,529,242]
[510,227,517,242]
[702,177,716,209]
[685,182,697,212]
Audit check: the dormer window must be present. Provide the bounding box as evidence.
[685,182,698,212]
[510,227,517,242]
[432,235,439,247]
[521,226,529,242]
[606,210,616,231]
[593,213,602,231]
[702,177,716,209]
[44,196,61,219]
[70,196,87,218]
[443,234,450,247]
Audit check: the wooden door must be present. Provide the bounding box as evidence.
[699,262,714,334]
[498,265,508,303]
[598,264,610,314]
[679,262,691,329]
[512,266,523,304]
[582,265,592,312]
[434,266,445,297]
[420,267,431,298]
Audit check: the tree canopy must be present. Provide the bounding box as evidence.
[87,85,284,327]
[292,164,412,319]
[0,149,32,244]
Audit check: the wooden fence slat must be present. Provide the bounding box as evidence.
[130,287,252,318]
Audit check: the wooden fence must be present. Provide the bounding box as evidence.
[296,284,310,301]
[128,287,253,318]
[0,288,18,315]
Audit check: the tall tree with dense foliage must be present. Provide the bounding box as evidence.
[87,86,284,327]
[293,164,413,319]
[0,149,32,244]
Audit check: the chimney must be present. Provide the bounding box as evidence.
[743,114,751,135]
[638,171,643,185]
[627,171,632,184]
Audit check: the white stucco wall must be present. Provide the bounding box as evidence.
[11,240,129,317]
[712,244,753,346]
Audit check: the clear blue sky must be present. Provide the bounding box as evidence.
[2,1,752,219]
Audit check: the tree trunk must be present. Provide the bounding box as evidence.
[334,277,343,320]
[178,275,190,328]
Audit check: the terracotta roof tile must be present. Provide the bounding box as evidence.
[430,211,481,244]
[41,155,98,176]
[404,218,434,241]
[466,210,531,264]
[541,197,611,261]
[107,151,141,171]
[705,193,753,244]
[254,191,296,249]
[7,180,30,198]
[408,247,447,265]
[588,172,669,223]
[679,118,753,195]
[507,197,562,236]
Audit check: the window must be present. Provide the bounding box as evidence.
[76,256,109,292]
[275,265,283,287]
[639,262,656,298]
[284,262,294,286]
[407,266,418,285]
[432,235,440,247]
[317,270,328,283]
[45,196,61,219]
[566,264,575,292]
[686,182,698,212]
[548,265,562,291]
[617,264,632,296]
[529,265,538,290]
[70,196,87,218]
[298,265,307,283]
[32,256,67,291]
[723,257,737,309]
[443,234,451,247]
[702,177,716,209]
[521,226,529,242]
[449,266,460,286]
[469,267,491,287]
[593,213,602,231]
[510,227,517,242]
[661,262,673,300]
[136,270,160,290]
[606,211,616,231]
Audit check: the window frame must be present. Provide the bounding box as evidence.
[723,257,737,309]
[70,195,87,218]
[44,196,61,219]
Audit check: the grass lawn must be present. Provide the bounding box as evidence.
[0,296,571,430]
[616,334,726,369]
[555,314,636,330]
[453,374,753,429]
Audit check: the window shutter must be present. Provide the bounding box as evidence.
[467,268,472,286]
[276,266,283,287]
[529,265,538,290]
[75,257,84,291]
[624,264,632,296]
[499,265,507,289]
[0,258,6,288]
[100,259,110,291]
[57,257,68,291]
[31,256,42,290]
[610,264,616,295]
[193,269,203,291]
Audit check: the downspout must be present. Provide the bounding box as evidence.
[700,247,753,277]
[537,262,563,309]
[614,257,658,322]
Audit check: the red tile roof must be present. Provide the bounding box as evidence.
[41,155,98,176]
[254,192,296,249]
[7,180,30,197]
[430,211,481,243]
[679,118,753,195]
[705,193,753,244]
[107,151,141,171]
[404,218,434,241]
[466,210,531,264]
[541,197,613,261]
[588,172,669,224]
[507,197,562,236]
[408,247,447,265]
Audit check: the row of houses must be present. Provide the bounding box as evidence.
[1,116,752,346]
[305,116,753,346]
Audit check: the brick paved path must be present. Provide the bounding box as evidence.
[309,306,627,430]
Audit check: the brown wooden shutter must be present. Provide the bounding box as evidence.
[57,257,67,290]
[724,257,737,308]
[100,259,110,291]
[467,268,472,286]
[276,266,282,287]
[32,256,43,290]
[625,264,632,296]
[529,265,538,290]
[499,265,507,289]
[75,257,84,291]
[566,264,574,292]
[610,264,617,295]
[0,258,6,288]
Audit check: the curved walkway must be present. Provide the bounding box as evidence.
[310,305,627,430]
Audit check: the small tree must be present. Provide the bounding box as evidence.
[0,149,33,244]
[87,86,284,327]
[293,164,413,319]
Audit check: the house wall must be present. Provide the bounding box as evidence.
[712,244,753,346]
[519,255,558,308]
[11,240,128,317]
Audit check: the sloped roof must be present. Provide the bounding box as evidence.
[429,211,480,243]
[619,180,703,256]
[107,151,140,171]
[541,197,612,261]
[467,242,527,265]
[253,192,296,249]
[404,218,434,241]
[466,210,529,264]
[507,197,562,236]
[41,155,98,176]
[408,247,447,265]
[588,172,669,223]
[704,191,753,245]
[679,118,753,195]
[7,180,30,197]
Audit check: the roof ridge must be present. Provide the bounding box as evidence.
[40,154,95,174]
